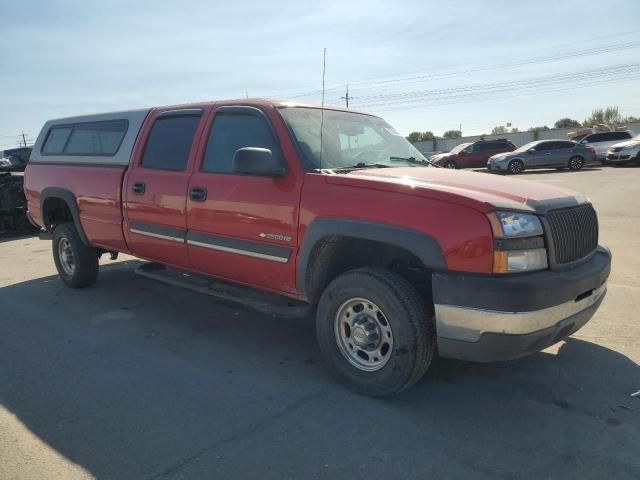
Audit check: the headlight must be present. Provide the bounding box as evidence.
[487,211,547,273]
[489,211,543,238]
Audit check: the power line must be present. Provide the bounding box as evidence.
[360,73,640,113]
[264,32,640,100]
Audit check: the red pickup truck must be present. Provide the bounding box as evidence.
[25,100,611,396]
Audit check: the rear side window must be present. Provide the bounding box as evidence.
[141,114,201,171]
[42,127,72,154]
[64,120,128,155]
[41,120,128,155]
[202,113,277,173]
[612,131,631,140]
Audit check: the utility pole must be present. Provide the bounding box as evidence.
[341,84,352,108]
[21,132,27,148]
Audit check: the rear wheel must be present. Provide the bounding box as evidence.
[568,156,584,171]
[443,160,457,169]
[508,159,524,174]
[52,223,99,288]
[316,267,435,397]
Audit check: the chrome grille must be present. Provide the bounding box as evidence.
[546,204,598,265]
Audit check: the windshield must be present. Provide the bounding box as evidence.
[449,143,471,154]
[279,107,431,170]
[514,141,539,153]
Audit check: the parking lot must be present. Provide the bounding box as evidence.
[0,166,638,479]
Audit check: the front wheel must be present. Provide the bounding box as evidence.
[508,159,524,174]
[52,223,99,288]
[568,156,584,171]
[443,160,457,169]
[316,268,435,397]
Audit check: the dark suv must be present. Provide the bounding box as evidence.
[430,139,516,169]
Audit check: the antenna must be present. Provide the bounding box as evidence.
[319,47,327,171]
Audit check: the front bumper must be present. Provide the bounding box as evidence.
[602,151,634,163]
[487,160,508,171]
[433,246,611,362]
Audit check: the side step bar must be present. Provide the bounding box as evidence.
[134,263,313,320]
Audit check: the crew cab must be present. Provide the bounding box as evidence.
[25,100,611,396]
[429,139,516,169]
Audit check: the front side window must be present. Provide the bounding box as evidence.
[141,114,201,171]
[535,142,552,151]
[202,113,277,173]
[279,107,429,170]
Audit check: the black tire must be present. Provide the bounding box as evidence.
[568,155,584,171]
[443,160,457,169]
[316,267,435,397]
[52,223,99,288]
[507,159,524,174]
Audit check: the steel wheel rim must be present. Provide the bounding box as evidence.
[58,237,75,276]
[334,297,394,372]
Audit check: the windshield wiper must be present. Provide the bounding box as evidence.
[331,162,391,170]
[389,156,433,166]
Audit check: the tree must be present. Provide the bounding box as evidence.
[528,125,549,132]
[554,118,581,129]
[491,125,507,135]
[406,131,436,143]
[406,132,423,143]
[442,130,462,139]
[625,115,639,123]
[583,106,623,126]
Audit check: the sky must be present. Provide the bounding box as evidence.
[1,0,639,149]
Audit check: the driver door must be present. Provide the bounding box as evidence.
[185,105,302,295]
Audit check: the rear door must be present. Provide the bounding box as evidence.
[123,108,205,268]
[185,105,303,295]
[550,141,576,166]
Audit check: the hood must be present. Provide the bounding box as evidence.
[611,139,640,149]
[429,153,451,162]
[336,167,586,213]
[488,152,511,161]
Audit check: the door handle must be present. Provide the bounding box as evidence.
[132,181,145,194]
[544,153,552,155]
[189,187,207,202]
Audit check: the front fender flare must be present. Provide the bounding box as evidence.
[297,218,446,301]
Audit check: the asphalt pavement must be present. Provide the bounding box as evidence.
[1,166,638,479]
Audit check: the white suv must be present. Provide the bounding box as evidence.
[604,134,640,166]
[578,130,635,160]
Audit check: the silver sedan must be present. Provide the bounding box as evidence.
[487,140,596,174]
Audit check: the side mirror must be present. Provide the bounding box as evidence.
[232,147,286,177]
[579,139,588,144]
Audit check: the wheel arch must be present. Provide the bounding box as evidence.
[40,187,89,245]
[297,218,446,303]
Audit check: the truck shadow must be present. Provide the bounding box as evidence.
[0,262,638,478]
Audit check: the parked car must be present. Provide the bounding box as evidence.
[487,140,596,174]
[429,139,516,169]
[576,130,635,160]
[602,134,640,166]
[25,100,611,396]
